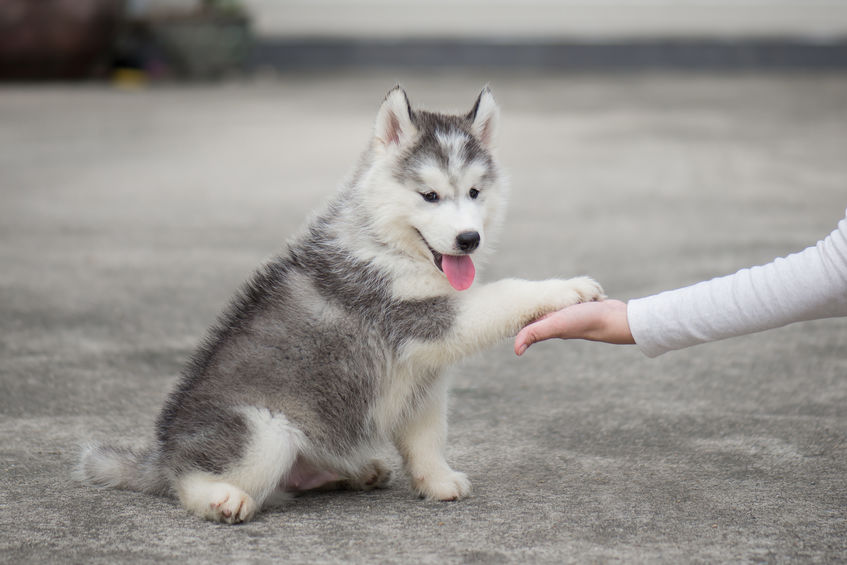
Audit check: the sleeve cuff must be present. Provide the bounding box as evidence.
[627,296,670,358]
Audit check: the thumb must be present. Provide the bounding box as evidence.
[514,316,560,356]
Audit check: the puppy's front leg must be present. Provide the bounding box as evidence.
[393,377,470,501]
[447,276,604,360]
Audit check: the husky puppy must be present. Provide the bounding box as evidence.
[77,87,603,523]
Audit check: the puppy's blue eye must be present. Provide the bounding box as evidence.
[469,188,480,199]
[422,191,439,203]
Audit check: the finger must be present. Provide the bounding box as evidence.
[514,314,553,355]
[514,330,530,356]
[514,317,560,356]
[514,326,534,356]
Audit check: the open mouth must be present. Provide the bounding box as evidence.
[415,230,476,291]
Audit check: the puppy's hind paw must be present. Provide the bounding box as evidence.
[206,483,257,524]
[179,478,258,524]
[346,459,392,491]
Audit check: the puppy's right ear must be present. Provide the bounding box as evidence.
[374,86,416,150]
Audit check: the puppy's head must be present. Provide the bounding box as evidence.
[366,86,507,291]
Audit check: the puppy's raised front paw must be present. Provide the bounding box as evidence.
[566,276,605,304]
[412,470,471,502]
[524,277,605,326]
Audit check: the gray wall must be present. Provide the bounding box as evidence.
[241,0,847,40]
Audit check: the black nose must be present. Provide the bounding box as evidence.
[456,231,480,253]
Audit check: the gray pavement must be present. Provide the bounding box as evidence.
[1,71,846,564]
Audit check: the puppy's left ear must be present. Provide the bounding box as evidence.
[374,86,417,150]
[468,87,499,148]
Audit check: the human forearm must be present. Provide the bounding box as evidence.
[629,212,847,357]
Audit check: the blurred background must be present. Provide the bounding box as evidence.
[1,0,846,80]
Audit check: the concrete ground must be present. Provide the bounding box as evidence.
[1,71,846,564]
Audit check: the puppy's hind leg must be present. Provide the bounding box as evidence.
[176,408,304,524]
[340,459,393,491]
[281,457,392,494]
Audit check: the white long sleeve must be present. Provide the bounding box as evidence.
[627,210,847,358]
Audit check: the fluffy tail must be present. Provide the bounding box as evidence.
[75,443,169,496]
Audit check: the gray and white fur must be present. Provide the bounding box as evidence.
[76,87,604,523]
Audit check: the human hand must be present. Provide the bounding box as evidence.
[514,299,634,356]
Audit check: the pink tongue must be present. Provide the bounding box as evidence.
[441,255,475,291]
